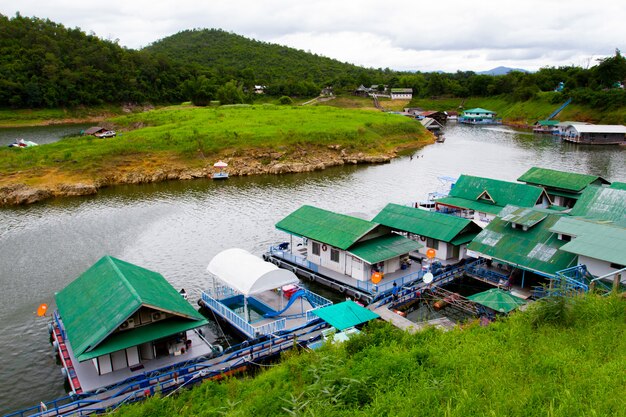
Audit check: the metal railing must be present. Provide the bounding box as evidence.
[200,292,287,338]
[269,246,319,272]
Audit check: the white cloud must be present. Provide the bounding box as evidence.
[1,0,625,72]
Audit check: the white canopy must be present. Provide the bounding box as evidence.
[207,248,298,296]
[214,160,228,168]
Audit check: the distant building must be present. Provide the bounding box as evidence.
[254,85,266,94]
[562,124,626,145]
[458,108,500,125]
[320,86,334,96]
[83,127,107,136]
[390,88,412,100]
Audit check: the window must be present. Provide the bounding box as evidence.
[330,248,340,263]
[312,241,320,256]
[426,238,439,250]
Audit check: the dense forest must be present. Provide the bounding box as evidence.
[1,13,626,109]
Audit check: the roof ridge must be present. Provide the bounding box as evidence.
[106,256,143,305]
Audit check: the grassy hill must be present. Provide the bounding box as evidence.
[115,294,626,417]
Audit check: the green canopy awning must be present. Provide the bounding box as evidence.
[467,289,526,313]
[312,301,379,330]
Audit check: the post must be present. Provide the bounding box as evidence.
[521,269,526,289]
[244,297,249,322]
[613,273,622,294]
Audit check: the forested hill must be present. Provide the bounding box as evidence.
[0,13,189,107]
[144,29,381,94]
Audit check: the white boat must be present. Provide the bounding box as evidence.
[8,139,38,148]
[95,130,116,138]
[212,160,229,179]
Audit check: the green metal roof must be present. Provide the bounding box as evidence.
[445,175,546,208]
[467,206,577,276]
[276,205,378,250]
[467,289,526,313]
[55,256,205,359]
[536,120,560,126]
[569,186,626,226]
[463,108,496,114]
[435,196,504,215]
[311,300,379,330]
[348,234,422,264]
[372,203,481,243]
[501,207,547,228]
[517,167,608,193]
[550,217,626,265]
[78,318,208,361]
[610,181,626,191]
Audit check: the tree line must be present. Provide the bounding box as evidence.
[1,14,625,109]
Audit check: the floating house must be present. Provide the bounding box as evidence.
[517,167,610,208]
[466,205,578,290]
[390,88,413,100]
[550,186,626,277]
[51,256,214,393]
[372,203,481,263]
[267,205,424,302]
[435,174,552,227]
[533,120,560,134]
[200,248,332,340]
[82,127,107,136]
[553,121,590,136]
[458,108,501,125]
[420,117,443,132]
[562,124,626,144]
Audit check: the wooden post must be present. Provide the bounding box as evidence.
[613,273,622,294]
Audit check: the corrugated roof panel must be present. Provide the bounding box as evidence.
[348,234,422,264]
[435,196,503,215]
[312,300,380,330]
[276,205,377,250]
[467,207,576,275]
[569,124,626,134]
[569,186,626,226]
[610,182,626,191]
[517,167,607,192]
[372,203,480,243]
[501,207,547,228]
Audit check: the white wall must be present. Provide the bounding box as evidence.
[111,350,127,371]
[126,346,140,367]
[579,256,623,278]
[97,354,113,375]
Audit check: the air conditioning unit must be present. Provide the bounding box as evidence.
[120,318,135,330]
[151,311,165,322]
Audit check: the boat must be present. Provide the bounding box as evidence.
[8,139,38,148]
[198,248,333,340]
[212,160,229,179]
[436,135,446,143]
[414,176,456,211]
[94,130,116,138]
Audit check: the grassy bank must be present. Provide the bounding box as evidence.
[409,93,626,125]
[0,105,131,128]
[115,294,626,417]
[0,104,429,191]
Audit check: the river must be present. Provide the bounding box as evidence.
[0,124,91,147]
[0,123,624,414]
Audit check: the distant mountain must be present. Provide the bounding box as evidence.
[144,29,379,87]
[477,66,530,76]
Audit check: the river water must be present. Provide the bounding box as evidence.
[0,124,624,414]
[0,124,90,147]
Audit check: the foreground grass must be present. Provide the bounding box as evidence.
[409,94,626,125]
[116,295,626,417]
[0,104,428,187]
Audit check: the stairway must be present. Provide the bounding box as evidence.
[547,98,572,120]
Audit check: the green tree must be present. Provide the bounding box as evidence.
[216,80,244,104]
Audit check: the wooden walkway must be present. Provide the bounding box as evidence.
[371,305,455,334]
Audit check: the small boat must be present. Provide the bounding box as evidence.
[8,139,38,148]
[436,135,446,143]
[212,160,229,179]
[94,130,116,138]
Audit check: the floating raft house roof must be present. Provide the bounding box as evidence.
[312,300,379,330]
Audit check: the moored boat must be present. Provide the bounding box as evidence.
[8,138,38,148]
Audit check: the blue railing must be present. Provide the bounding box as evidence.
[269,246,319,273]
[465,262,509,285]
[201,292,287,338]
[301,289,333,309]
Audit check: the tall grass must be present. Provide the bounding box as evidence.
[116,294,626,417]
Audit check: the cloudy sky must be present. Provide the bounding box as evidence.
[2,0,625,73]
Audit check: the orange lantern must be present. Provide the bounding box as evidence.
[371,271,382,284]
[426,248,436,259]
[37,303,48,317]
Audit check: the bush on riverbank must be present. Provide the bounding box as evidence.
[115,294,626,417]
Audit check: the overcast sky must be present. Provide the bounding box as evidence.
[2,0,625,73]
